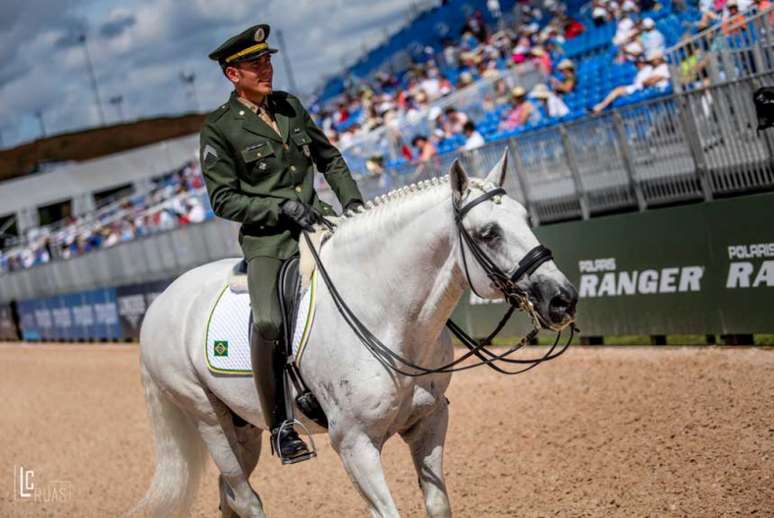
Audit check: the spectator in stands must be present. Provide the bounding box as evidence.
[620,40,645,63]
[499,86,542,130]
[639,18,666,56]
[551,59,577,94]
[411,135,438,162]
[487,0,503,21]
[613,15,637,48]
[457,71,475,89]
[530,83,570,118]
[493,78,512,105]
[185,197,207,224]
[678,43,710,89]
[752,0,772,14]
[530,46,553,75]
[463,11,488,43]
[443,107,470,136]
[462,121,486,151]
[591,0,611,26]
[721,0,748,35]
[561,13,586,39]
[592,50,671,113]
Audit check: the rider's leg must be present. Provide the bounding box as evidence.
[247,256,311,463]
[400,399,452,518]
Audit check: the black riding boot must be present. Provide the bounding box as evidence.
[250,323,313,464]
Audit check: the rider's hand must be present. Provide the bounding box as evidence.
[280,200,322,232]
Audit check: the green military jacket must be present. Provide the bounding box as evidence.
[200,90,363,260]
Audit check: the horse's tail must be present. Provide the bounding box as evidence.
[128,364,207,518]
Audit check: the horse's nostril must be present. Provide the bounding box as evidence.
[549,288,577,317]
[550,294,570,310]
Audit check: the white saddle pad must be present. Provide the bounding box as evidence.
[205,271,318,376]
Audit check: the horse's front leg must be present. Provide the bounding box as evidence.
[331,428,400,518]
[400,399,451,518]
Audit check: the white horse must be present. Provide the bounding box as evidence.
[132,155,577,518]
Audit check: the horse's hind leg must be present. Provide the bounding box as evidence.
[219,423,263,518]
[400,400,451,518]
[331,429,400,518]
[198,393,266,518]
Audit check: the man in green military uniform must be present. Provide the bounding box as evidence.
[202,24,363,464]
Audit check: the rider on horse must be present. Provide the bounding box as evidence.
[201,24,364,463]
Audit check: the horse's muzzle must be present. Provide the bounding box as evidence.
[529,278,578,330]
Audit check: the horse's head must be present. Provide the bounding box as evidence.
[449,152,578,330]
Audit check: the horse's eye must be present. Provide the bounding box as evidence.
[477,223,501,243]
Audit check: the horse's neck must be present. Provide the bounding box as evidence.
[327,189,465,356]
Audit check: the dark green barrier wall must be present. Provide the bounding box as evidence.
[462,192,774,337]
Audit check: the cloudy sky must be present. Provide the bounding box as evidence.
[0,0,422,148]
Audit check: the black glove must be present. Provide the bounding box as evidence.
[344,201,365,213]
[280,200,322,232]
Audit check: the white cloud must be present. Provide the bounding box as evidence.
[0,0,424,147]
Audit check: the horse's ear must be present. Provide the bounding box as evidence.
[484,149,508,187]
[449,159,469,203]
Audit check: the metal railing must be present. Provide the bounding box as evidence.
[666,5,774,92]
[320,71,774,224]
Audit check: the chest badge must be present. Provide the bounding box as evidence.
[259,162,268,171]
[302,144,311,158]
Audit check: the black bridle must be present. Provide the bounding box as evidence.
[303,184,576,377]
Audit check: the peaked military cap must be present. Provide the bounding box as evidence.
[208,24,278,66]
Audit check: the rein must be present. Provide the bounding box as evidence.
[303,185,576,376]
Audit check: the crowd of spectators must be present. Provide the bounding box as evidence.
[0,161,213,274]
[319,0,770,169]
[314,1,589,162]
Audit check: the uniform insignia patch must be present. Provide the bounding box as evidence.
[259,162,268,171]
[303,144,311,158]
[203,144,219,166]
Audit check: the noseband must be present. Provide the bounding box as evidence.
[303,184,576,377]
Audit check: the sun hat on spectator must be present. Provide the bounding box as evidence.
[529,83,551,99]
[511,85,527,98]
[622,0,638,11]
[624,41,644,56]
[642,17,656,29]
[557,58,575,70]
[646,49,665,62]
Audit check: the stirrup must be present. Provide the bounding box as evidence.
[273,419,317,465]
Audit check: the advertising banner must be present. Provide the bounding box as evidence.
[17,288,122,342]
[463,192,774,337]
[116,279,173,340]
[0,303,18,340]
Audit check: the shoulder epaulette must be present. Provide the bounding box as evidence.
[206,102,231,123]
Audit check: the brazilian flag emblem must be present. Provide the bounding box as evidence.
[213,340,229,357]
